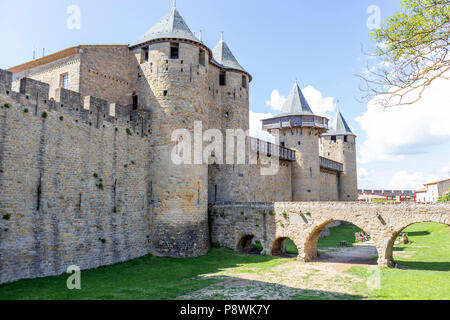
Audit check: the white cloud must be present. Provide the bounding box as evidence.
[356,76,450,164]
[249,111,275,142]
[387,171,440,190]
[265,85,336,118]
[265,90,286,111]
[302,85,336,118]
[358,167,370,181]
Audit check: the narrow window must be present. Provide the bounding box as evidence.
[344,135,348,143]
[331,136,337,143]
[170,43,179,59]
[163,90,168,97]
[199,49,205,66]
[60,73,69,89]
[219,71,226,86]
[242,75,247,89]
[132,94,138,110]
[142,48,149,62]
[280,142,285,147]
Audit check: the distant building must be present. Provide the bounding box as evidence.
[358,189,415,201]
[416,178,450,203]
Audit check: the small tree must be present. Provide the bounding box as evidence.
[361,0,449,108]
[438,190,450,202]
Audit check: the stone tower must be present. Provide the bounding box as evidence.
[262,81,328,201]
[129,5,212,257]
[212,34,250,132]
[321,110,358,201]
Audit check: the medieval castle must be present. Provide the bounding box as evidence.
[0,5,357,284]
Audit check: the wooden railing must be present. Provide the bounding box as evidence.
[249,137,296,161]
[319,156,343,172]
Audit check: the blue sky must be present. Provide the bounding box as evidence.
[1,0,449,190]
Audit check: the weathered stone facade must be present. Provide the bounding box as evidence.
[209,202,450,267]
[0,70,151,284]
[0,6,365,285]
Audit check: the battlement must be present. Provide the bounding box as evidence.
[0,69,150,135]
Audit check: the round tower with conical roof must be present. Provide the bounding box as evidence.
[262,81,329,201]
[129,4,213,257]
[320,110,358,201]
[211,33,251,132]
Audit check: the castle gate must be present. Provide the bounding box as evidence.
[209,202,450,267]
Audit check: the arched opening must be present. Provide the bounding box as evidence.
[271,237,298,257]
[387,222,449,270]
[237,235,255,254]
[304,220,378,265]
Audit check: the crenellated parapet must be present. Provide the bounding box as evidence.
[0,69,150,136]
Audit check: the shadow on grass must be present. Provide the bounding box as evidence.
[406,231,430,237]
[396,261,450,272]
[0,247,363,300]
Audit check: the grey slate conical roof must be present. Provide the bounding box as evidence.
[278,81,314,116]
[212,40,247,73]
[324,110,355,136]
[130,7,199,47]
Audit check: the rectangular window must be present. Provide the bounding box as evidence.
[143,48,149,62]
[170,43,179,59]
[242,75,247,88]
[60,73,69,89]
[199,49,205,66]
[219,71,226,86]
[331,136,337,143]
[344,135,348,143]
[132,95,138,110]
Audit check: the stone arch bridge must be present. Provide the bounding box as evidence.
[209,202,450,267]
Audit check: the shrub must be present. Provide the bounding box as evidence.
[59,116,64,121]
[126,128,132,135]
[3,103,9,108]
[2,214,10,221]
[96,183,104,190]
[268,210,275,216]
[41,112,48,119]
[438,191,450,202]
[282,211,288,219]
[24,108,29,113]
[93,173,98,178]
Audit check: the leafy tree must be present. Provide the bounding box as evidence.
[361,0,449,108]
[438,190,450,202]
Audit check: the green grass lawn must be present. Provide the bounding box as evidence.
[0,222,447,300]
[0,248,285,300]
[348,223,450,300]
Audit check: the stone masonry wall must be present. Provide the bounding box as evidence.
[208,153,292,203]
[0,70,152,284]
[319,170,339,201]
[12,54,81,99]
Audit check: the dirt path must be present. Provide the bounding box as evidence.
[178,245,378,300]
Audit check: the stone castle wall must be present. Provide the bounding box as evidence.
[321,135,357,200]
[319,170,339,201]
[12,53,82,98]
[12,46,134,107]
[0,70,152,284]
[208,153,292,203]
[133,41,211,257]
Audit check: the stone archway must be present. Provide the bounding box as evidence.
[297,219,378,264]
[237,235,254,253]
[383,220,450,267]
[270,237,299,256]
